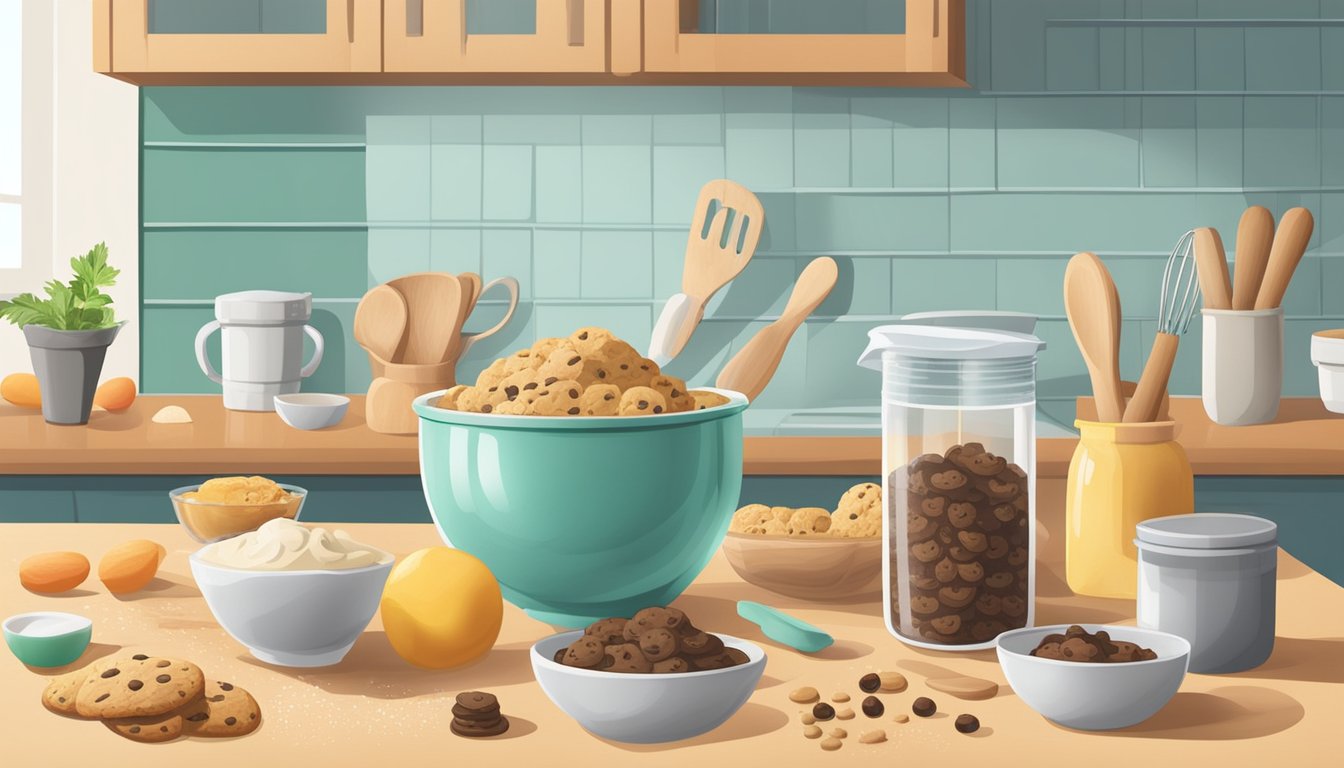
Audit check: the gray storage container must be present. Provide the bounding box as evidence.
[1135,513,1277,674]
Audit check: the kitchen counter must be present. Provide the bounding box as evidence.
[4,479,1342,765]
[3,395,1344,478]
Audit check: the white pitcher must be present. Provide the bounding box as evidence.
[196,290,324,411]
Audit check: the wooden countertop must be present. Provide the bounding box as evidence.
[4,480,1340,765]
[2,395,1342,477]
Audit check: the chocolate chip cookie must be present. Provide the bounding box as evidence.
[180,680,262,738]
[41,668,88,716]
[75,654,204,719]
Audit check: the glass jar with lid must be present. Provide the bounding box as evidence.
[859,325,1046,650]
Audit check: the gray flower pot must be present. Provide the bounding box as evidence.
[23,323,123,425]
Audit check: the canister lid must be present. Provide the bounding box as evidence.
[857,325,1046,370]
[214,290,312,324]
[1136,513,1277,549]
[896,310,1037,335]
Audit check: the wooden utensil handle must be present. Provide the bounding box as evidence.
[1123,333,1178,423]
[1255,207,1314,310]
[1193,227,1232,310]
[1232,206,1274,310]
[715,325,785,402]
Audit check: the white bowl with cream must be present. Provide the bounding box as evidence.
[189,518,394,667]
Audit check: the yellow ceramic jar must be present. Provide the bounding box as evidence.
[1065,420,1193,598]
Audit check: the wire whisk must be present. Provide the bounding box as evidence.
[1158,229,1203,336]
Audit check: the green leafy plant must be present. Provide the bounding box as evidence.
[0,243,120,330]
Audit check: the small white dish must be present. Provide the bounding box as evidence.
[531,631,766,744]
[273,393,349,430]
[996,624,1189,731]
[1310,330,1344,414]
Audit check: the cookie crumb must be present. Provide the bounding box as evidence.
[878,671,908,693]
[803,725,823,739]
[801,712,815,725]
[820,737,843,751]
[831,692,850,703]
[789,686,820,704]
[829,727,847,739]
[893,713,909,724]
[836,707,855,720]
[860,729,887,744]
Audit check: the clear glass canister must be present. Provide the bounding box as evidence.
[859,326,1046,650]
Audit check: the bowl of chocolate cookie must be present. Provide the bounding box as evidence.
[997,624,1190,730]
[414,327,750,627]
[530,607,766,744]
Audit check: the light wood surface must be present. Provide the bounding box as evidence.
[716,257,838,401]
[1255,207,1315,310]
[353,285,409,365]
[1233,206,1275,310]
[1065,253,1126,423]
[4,483,1340,765]
[1192,227,1232,310]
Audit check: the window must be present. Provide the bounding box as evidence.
[0,0,20,271]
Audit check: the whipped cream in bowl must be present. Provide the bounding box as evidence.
[198,518,391,571]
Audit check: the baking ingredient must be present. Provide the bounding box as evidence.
[200,518,388,572]
[151,405,192,424]
[829,727,847,738]
[19,551,90,594]
[789,686,820,704]
[803,724,822,739]
[1030,625,1157,663]
[188,475,290,505]
[93,377,136,411]
[98,540,166,594]
[858,673,881,693]
[812,702,835,721]
[893,713,909,723]
[820,737,842,751]
[835,707,855,720]
[955,714,981,734]
[0,243,120,330]
[381,547,503,669]
[1,372,41,408]
[912,697,937,717]
[927,675,1000,700]
[801,712,815,725]
[861,696,884,717]
[10,613,88,637]
[878,670,907,693]
[556,607,747,673]
[831,691,850,703]
[859,729,887,744]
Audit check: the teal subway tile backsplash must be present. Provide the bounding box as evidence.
[138,3,1344,429]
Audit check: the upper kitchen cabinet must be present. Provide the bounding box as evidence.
[639,0,966,86]
[95,0,381,82]
[384,0,608,75]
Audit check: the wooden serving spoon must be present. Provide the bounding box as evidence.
[1255,207,1314,310]
[1232,206,1274,310]
[386,272,463,365]
[1193,227,1231,310]
[458,272,482,312]
[353,284,408,365]
[1064,252,1125,423]
[715,257,837,401]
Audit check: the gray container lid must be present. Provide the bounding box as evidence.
[1136,513,1277,549]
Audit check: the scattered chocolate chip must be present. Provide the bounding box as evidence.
[955,714,980,734]
[812,703,836,722]
[131,654,148,661]
[156,674,171,684]
[862,696,884,718]
[100,668,120,678]
[127,680,144,691]
[858,673,881,693]
[912,697,937,717]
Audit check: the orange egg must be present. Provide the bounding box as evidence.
[93,377,137,411]
[0,373,41,409]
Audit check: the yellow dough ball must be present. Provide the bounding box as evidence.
[379,547,503,669]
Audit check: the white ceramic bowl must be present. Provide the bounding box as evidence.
[531,630,766,743]
[997,624,1189,731]
[189,552,392,667]
[274,393,350,430]
[1310,330,1344,413]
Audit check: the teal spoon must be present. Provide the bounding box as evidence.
[737,600,834,653]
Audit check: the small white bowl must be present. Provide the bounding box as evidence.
[997,624,1189,731]
[189,552,392,667]
[1310,330,1344,414]
[531,630,766,744]
[274,393,349,430]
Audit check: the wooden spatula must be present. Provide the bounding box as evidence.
[715,257,837,401]
[1193,227,1231,310]
[1232,206,1274,310]
[354,284,408,364]
[458,272,482,312]
[662,179,765,359]
[1255,207,1314,310]
[1064,252,1125,423]
[386,272,462,365]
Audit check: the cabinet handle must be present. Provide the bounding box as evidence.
[348,0,355,42]
[406,0,424,37]
[566,0,583,47]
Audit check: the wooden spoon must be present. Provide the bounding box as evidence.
[1192,227,1231,310]
[353,284,408,364]
[1232,206,1274,310]
[1255,207,1314,310]
[1064,252,1125,423]
[715,257,837,401]
[386,272,462,365]
[458,272,482,311]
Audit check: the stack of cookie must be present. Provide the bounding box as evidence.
[450,691,510,738]
[41,653,261,743]
[729,482,882,539]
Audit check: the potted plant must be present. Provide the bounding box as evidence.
[0,243,124,425]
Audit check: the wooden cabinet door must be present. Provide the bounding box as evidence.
[640,0,966,86]
[384,0,608,73]
[109,0,381,74]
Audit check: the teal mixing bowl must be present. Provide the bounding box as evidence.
[413,388,748,627]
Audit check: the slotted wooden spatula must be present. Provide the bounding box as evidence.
[657,179,764,362]
[716,257,837,401]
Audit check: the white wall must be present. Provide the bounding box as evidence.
[0,0,138,380]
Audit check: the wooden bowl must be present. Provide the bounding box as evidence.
[721,532,882,601]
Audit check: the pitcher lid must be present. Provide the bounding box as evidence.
[857,325,1046,370]
[214,290,312,324]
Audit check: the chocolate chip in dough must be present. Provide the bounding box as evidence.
[861,696,884,718]
[100,668,120,679]
[131,654,148,660]
[812,702,836,721]
[912,697,937,717]
[955,714,980,734]
[155,674,171,684]
[858,673,881,693]
[127,680,143,691]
